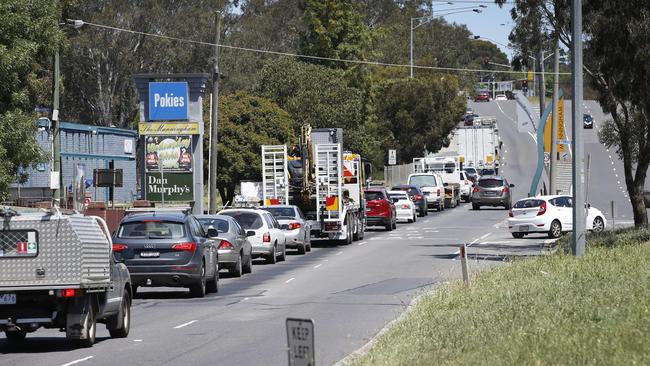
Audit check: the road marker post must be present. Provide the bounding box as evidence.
[460,243,470,285]
[611,200,615,229]
[286,318,315,366]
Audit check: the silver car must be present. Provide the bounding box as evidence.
[196,215,253,277]
[261,205,311,254]
[219,209,286,264]
[471,175,514,210]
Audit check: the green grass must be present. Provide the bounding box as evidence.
[349,232,650,366]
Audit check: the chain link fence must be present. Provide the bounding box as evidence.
[384,163,414,188]
[0,230,38,257]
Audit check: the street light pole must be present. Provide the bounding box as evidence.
[550,39,560,195]
[209,9,222,214]
[52,50,61,207]
[410,17,414,79]
[571,0,586,256]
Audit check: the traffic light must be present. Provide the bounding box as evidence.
[522,79,528,93]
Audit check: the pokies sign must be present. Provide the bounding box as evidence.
[148,82,189,121]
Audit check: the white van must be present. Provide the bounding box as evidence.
[407,173,445,211]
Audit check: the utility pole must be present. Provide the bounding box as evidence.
[409,17,414,79]
[52,50,61,207]
[550,40,560,195]
[571,0,586,256]
[537,49,546,118]
[208,8,222,214]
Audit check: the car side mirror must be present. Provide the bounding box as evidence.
[246,230,256,237]
[509,184,515,188]
[587,203,591,208]
[443,182,449,187]
[207,228,219,238]
[280,224,289,230]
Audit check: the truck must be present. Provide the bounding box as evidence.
[413,155,461,208]
[0,207,132,346]
[262,125,367,244]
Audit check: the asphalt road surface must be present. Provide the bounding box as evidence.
[0,98,630,365]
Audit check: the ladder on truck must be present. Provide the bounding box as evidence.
[315,143,343,223]
[261,145,289,205]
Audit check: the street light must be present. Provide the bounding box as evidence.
[410,7,484,78]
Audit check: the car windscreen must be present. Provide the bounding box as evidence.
[118,221,185,239]
[261,207,296,219]
[478,178,503,188]
[219,212,263,230]
[514,199,544,208]
[197,218,229,233]
[465,168,477,174]
[364,191,384,201]
[409,175,437,188]
[481,169,495,176]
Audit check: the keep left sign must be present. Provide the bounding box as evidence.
[149,82,189,121]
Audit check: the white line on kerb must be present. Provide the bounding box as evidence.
[480,232,491,240]
[336,251,343,256]
[357,241,367,246]
[313,264,322,269]
[285,277,295,283]
[61,356,94,366]
[173,320,197,329]
[133,339,143,342]
[470,238,480,245]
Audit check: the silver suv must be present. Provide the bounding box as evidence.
[471,176,514,210]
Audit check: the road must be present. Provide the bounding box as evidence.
[0,99,627,365]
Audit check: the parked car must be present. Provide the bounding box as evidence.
[391,184,428,217]
[583,113,594,129]
[463,167,479,184]
[459,171,473,202]
[364,187,397,231]
[260,205,312,254]
[196,215,253,277]
[471,176,514,210]
[408,173,445,211]
[219,208,286,264]
[480,167,496,176]
[113,211,219,298]
[495,94,508,101]
[508,195,607,239]
[388,190,417,223]
[505,90,515,100]
[474,92,490,102]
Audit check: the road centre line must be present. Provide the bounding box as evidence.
[357,241,367,246]
[313,264,322,269]
[285,277,295,283]
[173,320,197,329]
[336,251,343,255]
[61,356,94,366]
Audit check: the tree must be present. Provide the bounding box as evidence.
[375,76,465,164]
[203,91,294,204]
[0,0,62,200]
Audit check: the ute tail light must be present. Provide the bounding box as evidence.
[402,204,410,209]
[57,288,83,298]
[473,187,480,193]
[172,242,197,252]
[509,210,513,218]
[436,188,441,195]
[537,201,547,216]
[415,194,423,201]
[218,240,234,250]
[288,222,301,230]
[112,243,128,252]
[263,232,271,242]
[502,186,509,193]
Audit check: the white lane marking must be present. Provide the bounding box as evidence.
[285,277,295,283]
[61,356,94,366]
[133,339,143,342]
[470,238,480,245]
[357,241,367,246]
[336,251,343,256]
[480,232,491,240]
[528,131,538,144]
[243,297,250,301]
[313,264,322,269]
[174,320,197,329]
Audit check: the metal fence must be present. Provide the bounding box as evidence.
[383,163,414,188]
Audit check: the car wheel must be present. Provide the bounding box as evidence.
[297,243,306,255]
[472,203,480,210]
[4,330,27,343]
[266,245,277,264]
[592,216,605,233]
[385,221,392,231]
[189,263,207,298]
[306,236,312,252]
[242,253,253,274]
[512,232,525,239]
[108,290,131,338]
[548,220,562,239]
[206,260,219,293]
[230,254,243,278]
[278,244,287,261]
[413,213,417,223]
[67,300,96,347]
[392,219,397,230]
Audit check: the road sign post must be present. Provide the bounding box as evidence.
[286,318,315,366]
[388,149,397,165]
[460,244,469,285]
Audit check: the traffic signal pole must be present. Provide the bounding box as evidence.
[571,0,586,256]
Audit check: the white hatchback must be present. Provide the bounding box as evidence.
[218,209,287,264]
[508,195,607,239]
[388,191,417,223]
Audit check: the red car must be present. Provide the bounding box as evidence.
[474,92,491,102]
[364,187,397,231]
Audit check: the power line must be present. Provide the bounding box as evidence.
[79,20,568,76]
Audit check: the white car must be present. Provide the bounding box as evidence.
[408,173,445,212]
[508,195,607,239]
[388,190,417,223]
[219,208,287,264]
[458,171,473,202]
[495,94,508,101]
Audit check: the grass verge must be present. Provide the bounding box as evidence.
[349,231,650,366]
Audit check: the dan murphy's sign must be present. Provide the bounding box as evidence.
[145,172,193,202]
[149,82,189,121]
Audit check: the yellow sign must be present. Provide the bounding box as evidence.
[544,97,566,153]
[486,154,494,163]
[527,71,534,81]
[459,156,465,163]
[139,122,200,135]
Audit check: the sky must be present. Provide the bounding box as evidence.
[435,1,516,60]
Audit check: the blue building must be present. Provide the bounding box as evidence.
[9,120,138,205]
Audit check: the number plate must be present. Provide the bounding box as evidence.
[0,293,16,305]
[140,251,160,258]
[519,225,529,232]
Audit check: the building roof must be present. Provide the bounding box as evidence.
[37,119,138,138]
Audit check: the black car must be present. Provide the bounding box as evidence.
[463,167,479,184]
[392,184,428,217]
[583,113,594,129]
[113,211,219,298]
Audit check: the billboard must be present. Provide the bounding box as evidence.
[145,135,193,172]
[145,173,193,202]
[148,82,189,121]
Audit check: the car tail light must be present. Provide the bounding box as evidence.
[57,288,83,298]
[473,187,480,193]
[537,201,547,216]
[402,204,410,209]
[436,188,441,195]
[218,240,234,250]
[288,222,301,230]
[112,243,128,252]
[263,232,271,242]
[324,222,341,231]
[502,186,509,193]
[508,210,513,217]
[415,194,423,200]
[172,242,197,252]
